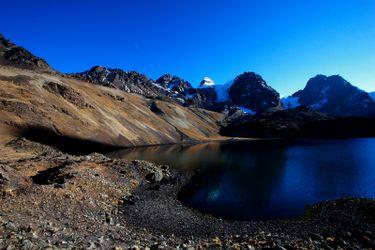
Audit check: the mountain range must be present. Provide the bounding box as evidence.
[2,33,373,118]
[0,33,374,146]
[70,66,375,117]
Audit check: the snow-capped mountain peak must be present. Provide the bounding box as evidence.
[199,77,215,87]
[282,75,375,116]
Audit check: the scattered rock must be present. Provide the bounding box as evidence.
[145,169,163,183]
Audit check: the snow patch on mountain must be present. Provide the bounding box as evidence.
[214,81,233,102]
[311,97,328,109]
[151,82,168,91]
[370,92,375,101]
[281,96,300,109]
[239,106,256,115]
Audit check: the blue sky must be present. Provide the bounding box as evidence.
[1,0,374,96]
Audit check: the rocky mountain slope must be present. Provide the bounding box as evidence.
[71,68,218,109]
[228,72,281,112]
[0,34,53,73]
[70,66,174,100]
[282,75,375,116]
[155,74,193,96]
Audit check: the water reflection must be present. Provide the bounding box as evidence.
[108,138,375,221]
[109,141,231,171]
[178,145,289,220]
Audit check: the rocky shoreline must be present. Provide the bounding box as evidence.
[1,138,375,249]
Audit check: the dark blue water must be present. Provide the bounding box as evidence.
[109,138,375,221]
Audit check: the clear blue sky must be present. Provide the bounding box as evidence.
[1,0,374,96]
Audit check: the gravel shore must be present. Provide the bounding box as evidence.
[1,138,375,249]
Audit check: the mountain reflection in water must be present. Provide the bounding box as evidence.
[108,138,375,220]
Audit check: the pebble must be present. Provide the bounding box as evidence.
[21,240,33,250]
[4,222,17,231]
[212,237,222,247]
[105,213,114,225]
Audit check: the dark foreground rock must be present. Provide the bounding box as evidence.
[1,138,375,249]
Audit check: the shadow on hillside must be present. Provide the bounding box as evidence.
[18,126,120,155]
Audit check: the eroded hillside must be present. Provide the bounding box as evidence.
[0,66,225,148]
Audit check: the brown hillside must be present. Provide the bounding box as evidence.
[0,66,225,148]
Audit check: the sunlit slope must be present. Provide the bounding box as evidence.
[0,66,225,147]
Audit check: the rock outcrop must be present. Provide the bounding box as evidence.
[0,34,53,72]
[155,74,193,95]
[70,66,171,99]
[228,72,281,113]
[155,74,197,104]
